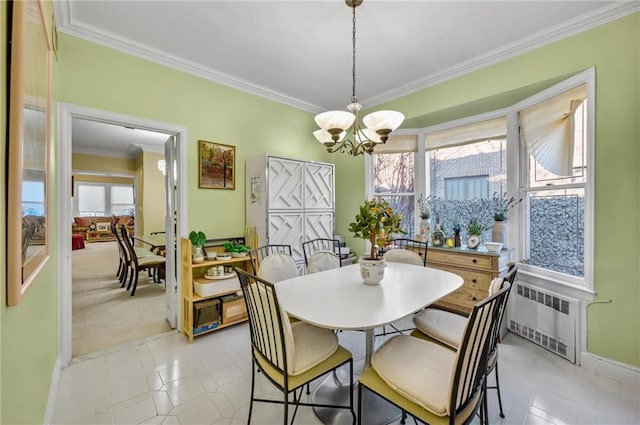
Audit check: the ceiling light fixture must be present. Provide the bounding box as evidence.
[313,0,404,156]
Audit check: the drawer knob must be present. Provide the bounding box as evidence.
[472,259,477,264]
[472,279,477,283]
[472,297,477,301]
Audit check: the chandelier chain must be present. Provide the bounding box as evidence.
[351,3,357,104]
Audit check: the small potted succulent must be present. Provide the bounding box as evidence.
[189,231,207,263]
[348,198,406,285]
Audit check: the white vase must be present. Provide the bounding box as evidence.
[419,219,431,242]
[492,221,508,247]
[192,246,205,263]
[358,257,387,285]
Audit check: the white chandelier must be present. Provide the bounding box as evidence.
[313,0,404,156]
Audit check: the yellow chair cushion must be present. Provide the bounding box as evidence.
[255,344,352,392]
[371,335,456,416]
[359,363,480,425]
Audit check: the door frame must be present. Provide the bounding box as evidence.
[57,103,188,366]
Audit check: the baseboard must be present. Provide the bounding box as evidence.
[43,355,63,425]
[581,350,640,394]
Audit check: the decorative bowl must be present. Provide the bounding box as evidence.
[484,242,503,252]
[231,252,248,258]
[206,252,217,260]
[217,253,232,260]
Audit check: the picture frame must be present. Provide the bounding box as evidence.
[7,0,53,306]
[198,140,235,190]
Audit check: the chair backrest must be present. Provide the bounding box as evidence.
[120,226,139,268]
[250,244,293,272]
[448,283,511,418]
[235,267,294,374]
[383,249,424,266]
[387,238,428,266]
[256,253,298,282]
[302,238,341,266]
[113,223,130,262]
[307,250,341,273]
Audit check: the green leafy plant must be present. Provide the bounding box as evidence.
[466,219,490,236]
[348,198,406,260]
[417,194,431,219]
[188,231,207,247]
[224,241,249,253]
[491,192,522,221]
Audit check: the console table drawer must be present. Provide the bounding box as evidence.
[428,250,492,270]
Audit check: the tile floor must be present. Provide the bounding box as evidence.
[53,320,640,425]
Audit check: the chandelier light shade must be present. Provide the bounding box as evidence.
[313,0,404,156]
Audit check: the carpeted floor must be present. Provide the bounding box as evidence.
[72,240,172,358]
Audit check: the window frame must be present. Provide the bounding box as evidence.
[365,68,595,295]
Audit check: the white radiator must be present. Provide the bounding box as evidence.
[507,282,577,363]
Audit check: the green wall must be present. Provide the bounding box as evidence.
[1,1,60,423]
[335,13,640,367]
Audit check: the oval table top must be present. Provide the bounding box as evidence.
[276,262,463,331]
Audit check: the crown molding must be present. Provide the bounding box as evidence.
[363,1,639,108]
[55,1,638,113]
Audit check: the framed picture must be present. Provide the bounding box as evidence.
[250,175,261,205]
[7,0,53,306]
[198,140,235,190]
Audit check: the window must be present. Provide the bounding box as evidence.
[426,118,507,236]
[75,182,134,217]
[519,84,588,278]
[371,135,417,236]
[365,70,593,290]
[445,176,489,200]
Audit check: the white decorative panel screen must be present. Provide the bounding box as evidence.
[305,163,334,210]
[304,213,334,242]
[268,158,304,210]
[247,154,335,269]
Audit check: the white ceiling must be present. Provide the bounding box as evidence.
[58,0,637,157]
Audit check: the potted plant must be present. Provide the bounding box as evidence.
[417,194,431,242]
[224,241,249,257]
[465,219,491,249]
[348,198,405,285]
[490,192,522,246]
[189,230,206,263]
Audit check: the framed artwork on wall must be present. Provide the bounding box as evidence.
[7,0,53,306]
[198,140,235,190]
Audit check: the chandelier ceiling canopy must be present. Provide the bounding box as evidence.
[313,0,404,156]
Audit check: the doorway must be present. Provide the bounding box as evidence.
[57,103,188,365]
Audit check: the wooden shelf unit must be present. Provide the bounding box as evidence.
[181,237,253,343]
[427,246,513,315]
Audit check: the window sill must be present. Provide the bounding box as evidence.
[517,266,596,302]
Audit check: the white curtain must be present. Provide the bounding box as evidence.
[519,85,586,176]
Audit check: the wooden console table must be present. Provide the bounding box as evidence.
[86,230,115,242]
[427,245,513,315]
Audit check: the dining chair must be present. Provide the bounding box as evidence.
[249,245,297,282]
[113,223,154,286]
[120,226,166,296]
[411,263,519,421]
[357,282,511,425]
[235,267,356,425]
[302,238,341,264]
[385,238,428,266]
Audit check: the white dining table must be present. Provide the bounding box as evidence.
[277,262,463,425]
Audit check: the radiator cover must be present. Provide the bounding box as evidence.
[507,282,577,363]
